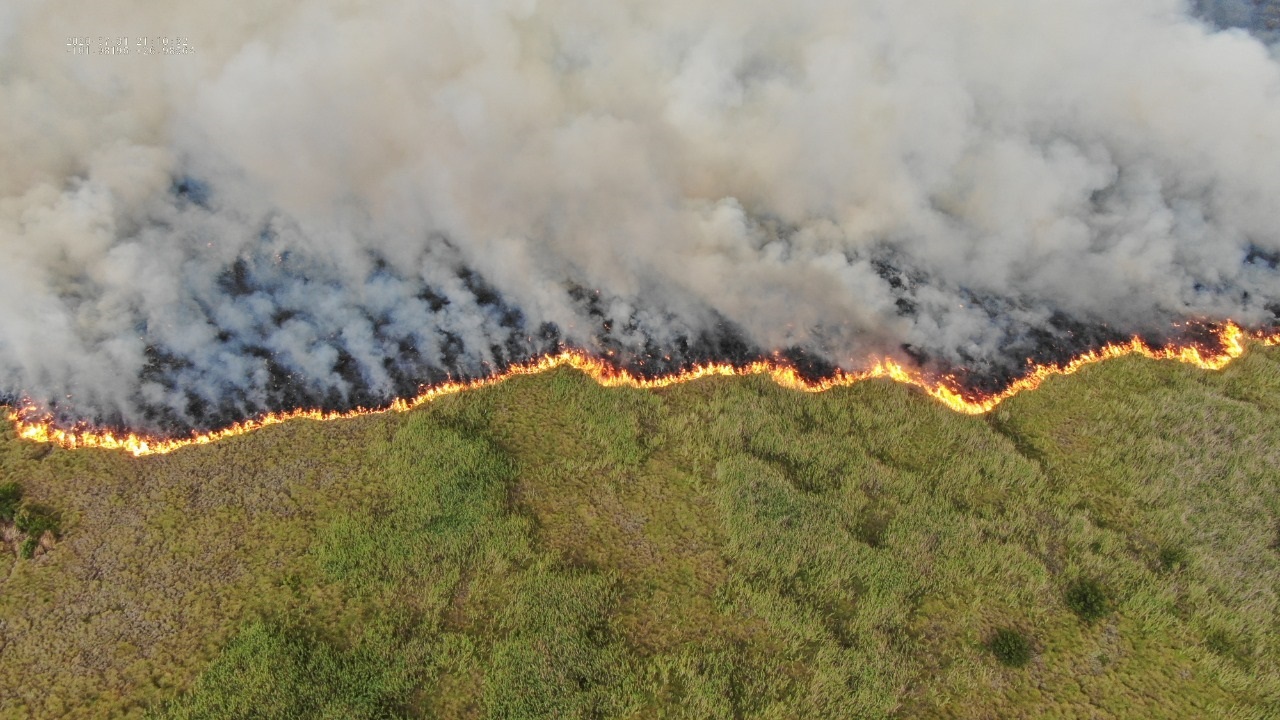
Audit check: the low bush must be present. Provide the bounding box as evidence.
[0,482,21,522]
[1065,578,1110,622]
[13,504,60,559]
[157,619,415,720]
[1204,628,1252,666]
[14,504,60,539]
[988,628,1032,668]
[1158,545,1189,573]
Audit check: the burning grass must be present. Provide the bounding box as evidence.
[7,322,1278,458]
[0,344,1279,717]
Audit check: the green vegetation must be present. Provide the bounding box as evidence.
[161,619,415,720]
[0,481,60,559]
[989,628,1033,668]
[1,345,1280,718]
[14,503,60,537]
[1065,578,1110,623]
[0,480,20,521]
[1157,544,1189,573]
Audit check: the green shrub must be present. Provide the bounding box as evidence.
[1065,578,1110,622]
[0,482,21,522]
[19,536,38,560]
[14,504,60,539]
[1204,628,1252,666]
[1158,545,1189,573]
[988,627,1032,668]
[854,507,892,548]
[157,619,415,720]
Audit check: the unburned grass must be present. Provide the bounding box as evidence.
[0,348,1277,717]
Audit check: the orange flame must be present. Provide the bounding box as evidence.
[6,322,1279,457]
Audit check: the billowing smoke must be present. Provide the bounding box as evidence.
[3,0,1280,430]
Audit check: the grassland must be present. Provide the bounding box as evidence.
[1,345,1279,718]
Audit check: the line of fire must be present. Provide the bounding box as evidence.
[6,322,1279,458]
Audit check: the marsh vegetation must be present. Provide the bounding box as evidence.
[1,346,1279,718]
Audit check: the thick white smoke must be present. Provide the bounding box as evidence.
[2,0,1280,427]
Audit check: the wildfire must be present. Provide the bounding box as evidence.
[6,322,1280,458]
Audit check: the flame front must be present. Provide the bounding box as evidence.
[7,322,1279,457]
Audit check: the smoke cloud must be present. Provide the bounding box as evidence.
[3,0,1280,429]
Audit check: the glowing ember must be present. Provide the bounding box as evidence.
[6,322,1279,457]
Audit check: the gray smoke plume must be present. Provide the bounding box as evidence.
[2,0,1280,429]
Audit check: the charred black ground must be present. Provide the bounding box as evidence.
[15,306,1270,440]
